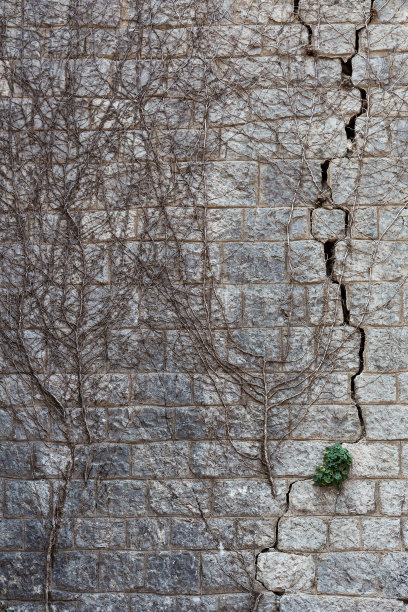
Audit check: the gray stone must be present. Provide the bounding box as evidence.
[5,480,50,517]
[130,595,176,612]
[128,518,170,549]
[278,517,327,552]
[344,442,399,477]
[0,552,44,599]
[365,405,408,440]
[380,480,408,515]
[76,594,129,612]
[96,480,146,516]
[149,480,212,516]
[354,374,397,404]
[0,443,32,477]
[312,208,346,242]
[212,479,286,516]
[131,373,192,405]
[74,444,131,478]
[75,519,126,549]
[223,243,286,283]
[382,553,408,597]
[236,518,277,548]
[191,441,260,477]
[289,241,327,283]
[132,441,190,478]
[317,553,383,595]
[108,406,173,442]
[178,596,218,612]
[362,518,400,550]
[289,479,376,515]
[145,552,200,594]
[329,518,361,551]
[257,551,315,593]
[0,519,23,549]
[171,518,235,549]
[202,551,253,592]
[99,552,144,590]
[54,552,98,591]
[280,594,356,612]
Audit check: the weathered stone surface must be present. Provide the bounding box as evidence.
[317,553,383,595]
[344,442,399,477]
[312,208,346,242]
[212,479,287,516]
[329,518,361,551]
[354,374,397,404]
[289,479,376,515]
[145,552,200,594]
[99,552,144,590]
[278,517,327,552]
[380,480,408,515]
[365,405,408,440]
[202,551,253,592]
[362,518,400,550]
[257,552,315,593]
[382,553,408,597]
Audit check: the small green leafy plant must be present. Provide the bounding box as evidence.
[313,443,352,490]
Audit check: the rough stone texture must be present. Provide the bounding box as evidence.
[2,0,408,609]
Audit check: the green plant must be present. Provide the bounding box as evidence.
[313,443,352,490]
[0,603,13,612]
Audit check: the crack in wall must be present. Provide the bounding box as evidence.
[253,3,374,605]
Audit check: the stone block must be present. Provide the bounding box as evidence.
[145,552,200,594]
[362,518,400,550]
[278,517,327,552]
[178,596,218,612]
[312,24,356,58]
[243,284,306,327]
[299,0,371,24]
[171,518,235,549]
[310,373,350,404]
[380,205,408,240]
[76,594,129,612]
[317,552,383,595]
[345,442,399,477]
[366,329,408,371]
[354,374,397,404]
[290,404,361,441]
[132,441,190,478]
[257,551,315,593]
[131,373,192,406]
[280,594,356,611]
[191,441,260,478]
[311,208,346,242]
[382,553,408,597]
[223,243,286,283]
[26,518,72,550]
[99,552,144,590]
[329,518,361,551]
[245,208,309,241]
[75,519,126,549]
[371,0,408,23]
[96,481,146,516]
[380,480,408,515]
[233,0,293,24]
[350,207,378,239]
[365,405,408,440]
[0,443,32,477]
[355,117,390,156]
[5,480,50,517]
[212,479,287,516]
[149,480,212,516]
[128,518,170,550]
[237,518,277,548]
[289,241,326,282]
[289,479,376,515]
[270,441,326,476]
[206,162,257,207]
[0,519,23,549]
[207,208,243,241]
[33,443,71,478]
[130,595,176,612]
[108,406,173,442]
[74,444,131,479]
[261,161,321,207]
[54,552,98,591]
[202,551,253,592]
[0,552,44,599]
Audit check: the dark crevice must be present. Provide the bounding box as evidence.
[293,0,313,50]
[293,0,299,14]
[340,284,350,324]
[344,209,350,235]
[345,114,357,141]
[341,57,352,77]
[321,160,330,188]
[350,328,366,439]
[324,240,336,278]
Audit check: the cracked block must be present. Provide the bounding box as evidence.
[373,0,408,23]
[311,24,356,58]
[311,208,346,242]
[257,551,315,593]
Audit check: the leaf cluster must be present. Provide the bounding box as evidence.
[313,443,352,490]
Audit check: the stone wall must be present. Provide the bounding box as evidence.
[1,0,408,610]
